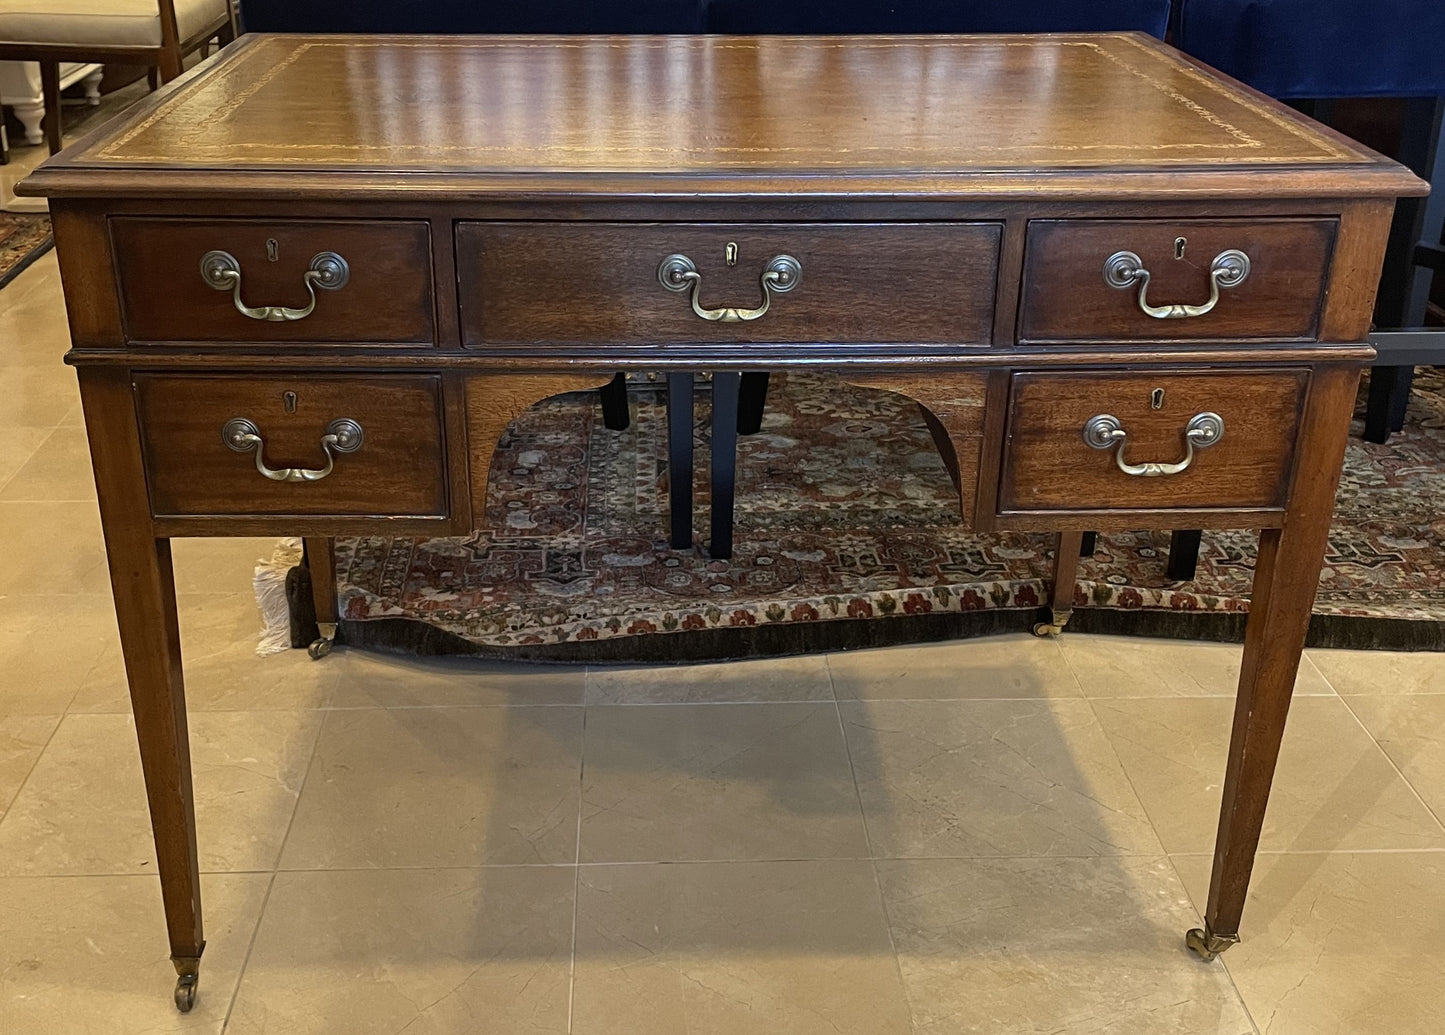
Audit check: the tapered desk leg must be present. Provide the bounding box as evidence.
[1190,364,1359,961]
[666,373,694,549]
[710,372,741,560]
[303,536,338,659]
[79,369,204,1010]
[1035,531,1083,637]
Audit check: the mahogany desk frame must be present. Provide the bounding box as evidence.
[19,32,1425,1011]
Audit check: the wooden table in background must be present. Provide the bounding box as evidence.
[19,32,1424,1011]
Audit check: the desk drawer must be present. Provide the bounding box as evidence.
[1019,219,1335,343]
[999,370,1306,514]
[135,374,448,518]
[112,218,434,344]
[456,222,1001,346]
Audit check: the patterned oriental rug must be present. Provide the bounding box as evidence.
[332,370,1445,661]
[0,212,53,291]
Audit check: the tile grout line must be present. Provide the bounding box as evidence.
[219,705,331,1027]
[15,844,1445,882]
[1162,852,1265,1035]
[0,423,61,498]
[567,703,587,1034]
[220,870,277,1035]
[1335,693,1445,835]
[825,653,919,1032]
[0,710,67,828]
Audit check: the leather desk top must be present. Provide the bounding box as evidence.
[18,33,1424,201]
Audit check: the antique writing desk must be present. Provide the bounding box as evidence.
[19,33,1424,1011]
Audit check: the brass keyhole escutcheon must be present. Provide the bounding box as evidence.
[1174,237,1187,260]
[266,238,279,262]
[725,242,738,266]
[283,390,298,413]
[1151,388,1165,410]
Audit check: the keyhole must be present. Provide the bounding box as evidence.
[283,391,297,413]
[267,239,279,262]
[1151,388,1165,410]
[1174,237,1187,260]
[725,242,738,267]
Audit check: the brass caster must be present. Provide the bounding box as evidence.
[174,973,197,1012]
[172,954,201,1013]
[307,621,337,661]
[1033,609,1071,638]
[1186,924,1239,962]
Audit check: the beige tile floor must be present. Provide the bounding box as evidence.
[3,200,1445,1035]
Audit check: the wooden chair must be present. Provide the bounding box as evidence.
[0,0,236,154]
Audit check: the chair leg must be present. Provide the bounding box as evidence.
[1364,366,1413,443]
[1388,366,1415,432]
[1167,529,1203,582]
[1079,531,1097,557]
[39,60,62,155]
[599,373,630,431]
[147,67,160,91]
[158,48,183,83]
[666,373,694,550]
[709,372,741,560]
[737,372,770,435]
[1035,531,1084,637]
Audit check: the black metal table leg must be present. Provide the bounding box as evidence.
[666,372,693,549]
[737,372,770,435]
[1364,366,1415,443]
[599,372,630,431]
[1363,97,1445,443]
[1167,529,1203,582]
[710,372,741,560]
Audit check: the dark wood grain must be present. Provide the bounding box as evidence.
[111,218,434,344]
[135,374,449,517]
[21,33,1419,1004]
[76,366,205,980]
[457,223,1001,346]
[1019,218,1336,343]
[49,200,124,348]
[304,537,337,625]
[1000,369,1306,513]
[1204,363,1363,941]
[1319,198,1397,342]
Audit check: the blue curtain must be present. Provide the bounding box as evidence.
[1175,0,1445,98]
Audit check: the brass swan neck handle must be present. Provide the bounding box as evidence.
[1083,412,1225,477]
[200,250,350,322]
[1103,249,1250,320]
[658,253,801,322]
[221,417,364,482]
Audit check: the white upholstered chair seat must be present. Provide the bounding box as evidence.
[0,0,228,48]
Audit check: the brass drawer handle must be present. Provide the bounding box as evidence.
[1103,249,1250,319]
[200,250,350,322]
[658,253,801,322]
[1083,411,1224,477]
[221,417,364,482]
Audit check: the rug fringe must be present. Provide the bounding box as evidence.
[254,538,304,656]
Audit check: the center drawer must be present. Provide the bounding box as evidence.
[134,374,449,518]
[456,222,1002,346]
[999,369,1307,514]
